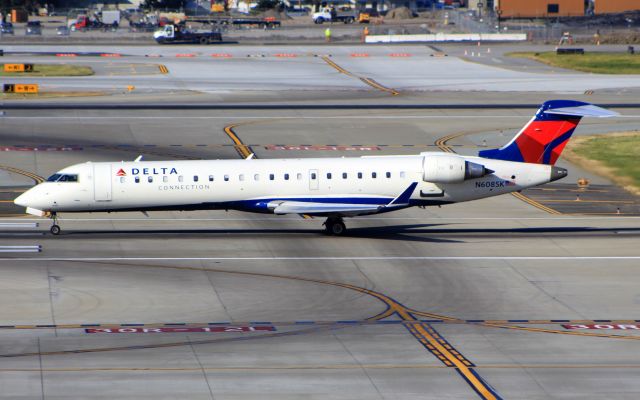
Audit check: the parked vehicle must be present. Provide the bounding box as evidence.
[56,25,70,36]
[312,7,358,24]
[0,22,14,35]
[153,24,222,44]
[25,21,42,35]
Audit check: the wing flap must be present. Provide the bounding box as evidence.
[272,201,382,216]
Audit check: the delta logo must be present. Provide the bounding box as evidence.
[115,167,178,176]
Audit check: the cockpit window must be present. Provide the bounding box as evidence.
[46,173,78,182]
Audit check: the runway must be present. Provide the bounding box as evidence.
[1,43,639,399]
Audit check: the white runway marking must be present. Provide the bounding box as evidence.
[0,245,41,253]
[2,256,640,261]
[0,223,38,228]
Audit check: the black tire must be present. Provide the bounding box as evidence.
[325,219,346,236]
[199,36,209,45]
[50,225,61,235]
[316,17,324,24]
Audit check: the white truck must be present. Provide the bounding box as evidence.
[312,7,357,24]
[153,24,222,44]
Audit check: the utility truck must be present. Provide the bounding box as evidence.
[153,24,222,44]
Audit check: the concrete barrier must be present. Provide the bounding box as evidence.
[366,33,527,44]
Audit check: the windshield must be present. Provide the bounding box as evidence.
[46,173,78,182]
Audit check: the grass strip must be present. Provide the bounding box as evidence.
[564,132,640,194]
[507,52,640,74]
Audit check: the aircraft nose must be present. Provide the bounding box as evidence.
[14,187,36,208]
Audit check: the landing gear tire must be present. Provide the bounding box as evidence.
[49,212,61,235]
[324,218,346,236]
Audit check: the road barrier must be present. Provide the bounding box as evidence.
[366,33,527,43]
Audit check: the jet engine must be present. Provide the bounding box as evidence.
[422,154,493,183]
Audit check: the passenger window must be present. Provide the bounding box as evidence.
[311,172,317,179]
[224,174,229,181]
[372,172,377,179]
[178,175,184,183]
[194,176,199,182]
[163,176,168,183]
[297,173,302,180]
[135,177,140,183]
[386,172,391,178]
[120,177,125,183]
[269,174,275,181]
[209,175,214,182]
[148,176,153,183]
[400,171,406,178]
[327,173,332,179]
[284,173,289,181]
[357,172,362,179]
[239,174,245,181]
[254,174,260,181]
[342,172,347,179]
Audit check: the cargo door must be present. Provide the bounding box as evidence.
[93,163,112,201]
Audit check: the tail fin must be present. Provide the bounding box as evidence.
[478,100,618,165]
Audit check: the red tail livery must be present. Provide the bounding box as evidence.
[479,100,618,165]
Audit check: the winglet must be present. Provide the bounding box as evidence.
[387,182,418,206]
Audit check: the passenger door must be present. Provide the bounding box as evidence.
[93,163,112,201]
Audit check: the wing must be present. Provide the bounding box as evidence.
[270,182,419,217]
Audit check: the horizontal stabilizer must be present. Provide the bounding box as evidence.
[544,104,619,118]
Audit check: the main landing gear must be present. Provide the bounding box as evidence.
[49,213,61,235]
[324,217,346,236]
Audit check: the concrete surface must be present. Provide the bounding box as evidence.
[0,43,639,400]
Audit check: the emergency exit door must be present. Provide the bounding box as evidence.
[93,164,112,201]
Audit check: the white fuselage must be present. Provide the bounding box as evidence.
[15,153,557,216]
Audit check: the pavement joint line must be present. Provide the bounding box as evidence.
[1,364,640,372]
[3,256,640,261]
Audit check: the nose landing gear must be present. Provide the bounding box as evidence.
[49,213,61,235]
[324,217,346,236]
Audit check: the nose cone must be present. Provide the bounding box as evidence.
[14,189,33,208]
[15,186,45,209]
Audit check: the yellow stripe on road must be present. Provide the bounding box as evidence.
[0,165,44,184]
[321,56,400,96]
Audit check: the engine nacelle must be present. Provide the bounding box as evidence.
[422,154,493,183]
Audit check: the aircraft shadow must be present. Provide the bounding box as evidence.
[30,225,640,243]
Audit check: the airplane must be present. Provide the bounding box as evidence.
[14,100,617,236]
